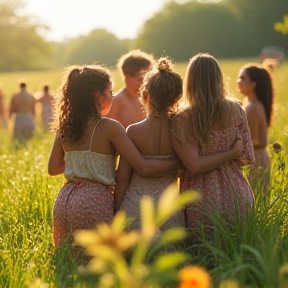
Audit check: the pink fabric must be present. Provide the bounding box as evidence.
[53,180,114,247]
[120,155,185,232]
[181,106,254,234]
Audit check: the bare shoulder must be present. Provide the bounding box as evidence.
[170,110,187,127]
[126,119,146,137]
[245,101,263,116]
[112,89,127,102]
[101,116,124,131]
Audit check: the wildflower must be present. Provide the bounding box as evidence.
[74,211,140,253]
[178,266,212,288]
[272,142,282,153]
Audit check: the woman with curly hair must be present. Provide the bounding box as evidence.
[115,57,243,232]
[48,65,180,248]
[237,63,274,195]
[171,53,255,240]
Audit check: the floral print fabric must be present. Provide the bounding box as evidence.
[53,180,114,247]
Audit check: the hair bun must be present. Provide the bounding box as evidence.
[157,58,172,72]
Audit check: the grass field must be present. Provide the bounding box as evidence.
[0,59,288,287]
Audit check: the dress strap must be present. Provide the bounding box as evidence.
[89,118,102,151]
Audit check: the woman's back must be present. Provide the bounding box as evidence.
[177,102,254,233]
[62,117,116,185]
[127,116,176,156]
[120,117,181,231]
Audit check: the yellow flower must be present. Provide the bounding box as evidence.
[178,266,212,288]
[74,211,140,253]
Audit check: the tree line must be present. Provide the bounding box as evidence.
[0,0,287,71]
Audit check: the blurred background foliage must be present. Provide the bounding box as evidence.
[0,0,287,71]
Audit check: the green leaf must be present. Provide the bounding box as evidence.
[153,252,187,272]
[160,227,187,243]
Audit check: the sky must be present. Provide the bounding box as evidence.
[24,0,169,42]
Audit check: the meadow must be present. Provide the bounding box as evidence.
[0,58,288,288]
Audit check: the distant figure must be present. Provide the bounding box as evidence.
[237,63,274,195]
[0,88,7,128]
[9,81,35,141]
[107,50,154,128]
[37,85,54,130]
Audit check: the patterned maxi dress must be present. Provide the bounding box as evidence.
[120,155,184,232]
[177,105,254,238]
[53,119,116,247]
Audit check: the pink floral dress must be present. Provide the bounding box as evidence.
[53,119,116,247]
[179,105,254,237]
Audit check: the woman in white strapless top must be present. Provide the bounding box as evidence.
[48,65,180,251]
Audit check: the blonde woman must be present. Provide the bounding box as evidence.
[171,53,255,239]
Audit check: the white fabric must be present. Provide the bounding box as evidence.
[64,119,116,185]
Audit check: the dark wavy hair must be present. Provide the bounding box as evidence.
[57,65,110,144]
[243,64,274,127]
[140,57,182,116]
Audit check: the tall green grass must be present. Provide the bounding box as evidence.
[0,59,287,287]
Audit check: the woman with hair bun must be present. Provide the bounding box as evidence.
[237,63,274,195]
[115,57,243,232]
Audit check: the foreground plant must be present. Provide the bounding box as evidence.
[74,183,202,288]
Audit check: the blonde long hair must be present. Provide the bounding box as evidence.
[183,53,233,145]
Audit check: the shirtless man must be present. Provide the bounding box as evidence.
[106,50,154,129]
[9,81,36,141]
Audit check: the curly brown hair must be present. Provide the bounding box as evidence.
[140,57,182,116]
[57,65,110,144]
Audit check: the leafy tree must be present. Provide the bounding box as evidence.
[63,29,130,67]
[227,0,288,55]
[135,1,243,61]
[0,0,52,71]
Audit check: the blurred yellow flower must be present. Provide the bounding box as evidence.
[74,211,140,253]
[178,266,212,288]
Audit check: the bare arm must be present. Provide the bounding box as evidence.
[31,97,36,116]
[245,104,266,149]
[114,157,133,212]
[108,120,179,176]
[9,97,15,118]
[106,97,120,120]
[171,133,242,176]
[48,134,65,175]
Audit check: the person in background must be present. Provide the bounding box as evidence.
[171,53,254,241]
[115,57,244,232]
[48,65,179,252]
[9,80,35,142]
[107,50,154,128]
[237,63,274,195]
[0,88,7,128]
[37,85,54,130]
